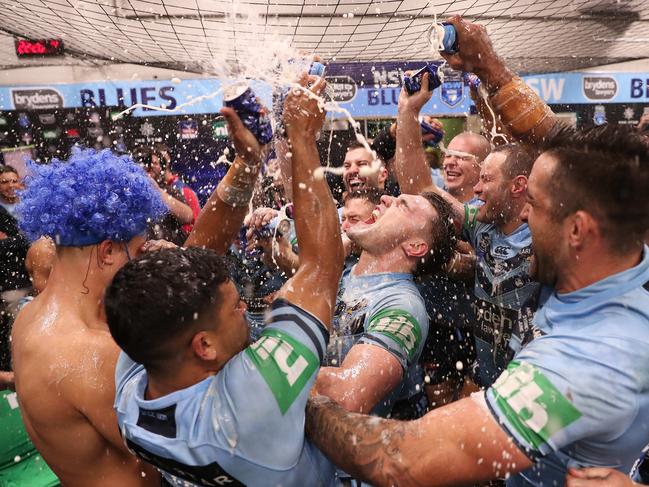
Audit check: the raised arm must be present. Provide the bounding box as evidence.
[306,394,532,487]
[442,16,561,146]
[185,108,265,253]
[394,73,466,228]
[276,74,344,327]
[395,72,435,196]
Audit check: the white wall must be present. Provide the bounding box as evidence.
[0,63,209,85]
[575,58,649,73]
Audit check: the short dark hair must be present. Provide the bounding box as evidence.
[491,144,534,179]
[343,188,384,206]
[345,141,385,165]
[541,124,649,253]
[105,247,230,369]
[415,192,457,277]
[133,146,167,171]
[0,165,18,177]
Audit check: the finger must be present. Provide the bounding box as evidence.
[310,75,327,97]
[220,107,245,134]
[572,468,615,479]
[421,72,431,93]
[296,71,309,89]
[445,14,463,30]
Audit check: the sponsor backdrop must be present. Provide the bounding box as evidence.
[2,64,649,119]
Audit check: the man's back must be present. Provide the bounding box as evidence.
[12,292,158,487]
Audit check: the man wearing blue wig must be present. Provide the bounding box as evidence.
[11,103,266,487]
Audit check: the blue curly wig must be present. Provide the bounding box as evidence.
[17,148,168,246]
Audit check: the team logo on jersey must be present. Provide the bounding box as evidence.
[246,328,319,414]
[367,308,422,360]
[491,361,582,450]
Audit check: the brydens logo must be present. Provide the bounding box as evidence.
[11,88,64,110]
[583,76,617,101]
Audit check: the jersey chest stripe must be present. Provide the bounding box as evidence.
[268,312,328,362]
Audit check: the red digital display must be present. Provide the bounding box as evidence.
[15,39,64,58]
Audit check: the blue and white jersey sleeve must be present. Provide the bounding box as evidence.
[485,329,642,460]
[219,298,329,469]
[358,290,429,371]
[461,203,481,247]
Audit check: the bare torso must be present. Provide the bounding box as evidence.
[11,290,159,487]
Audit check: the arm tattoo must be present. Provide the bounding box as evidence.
[306,396,422,487]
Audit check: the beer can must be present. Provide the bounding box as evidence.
[403,63,445,95]
[223,82,273,144]
[429,22,459,54]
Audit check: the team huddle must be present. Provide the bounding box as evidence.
[5,16,649,487]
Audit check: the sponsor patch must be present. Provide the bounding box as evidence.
[246,328,319,414]
[367,308,422,360]
[492,361,581,450]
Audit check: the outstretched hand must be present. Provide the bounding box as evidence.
[440,16,499,76]
[398,71,433,114]
[566,467,638,487]
[284,73,327,138]
[220,106,265,164]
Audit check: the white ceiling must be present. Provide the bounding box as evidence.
[0,0,648,74]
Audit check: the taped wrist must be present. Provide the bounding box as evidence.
[216,160,260,207]
[489,77,554,140]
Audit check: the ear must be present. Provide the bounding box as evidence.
[191,331,218,361]
[568,210,599,250]
[510,175,528,198]
[97,240,115,266]
[402,238,429,259]
[378,165,388,185]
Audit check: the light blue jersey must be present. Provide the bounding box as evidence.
[330,268,429,418]
[486,246,649,487]
[114,299,335,487]
[463,204,540,386]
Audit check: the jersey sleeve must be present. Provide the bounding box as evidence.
[216,298,329,468]
[485,333,641,460]
[358,290,429,370]
[461,203,480,246]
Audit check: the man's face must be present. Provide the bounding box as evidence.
[346,194,435,257]
[0,171,20,202]
[521,153,566,286]
[342,148,385,192]
[148,154,164,181]
[212,280,250,358]
[443,136,481,195]
[341,198,375,234]
[473,152,510,224]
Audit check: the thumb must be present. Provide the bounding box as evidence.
[220,107,245,134]
[571,467,615,479]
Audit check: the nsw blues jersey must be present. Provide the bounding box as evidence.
[486,246,649,487]
[114,299,335,487]
[463,204,540,386]
[330,268,429,417]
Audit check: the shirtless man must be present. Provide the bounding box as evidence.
[11,106,264,486]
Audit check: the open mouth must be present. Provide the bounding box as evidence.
[347,178,365,191]
[445,170,461,180]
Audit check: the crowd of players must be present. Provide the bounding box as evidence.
[0,16,648,487]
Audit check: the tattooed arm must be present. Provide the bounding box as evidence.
[306,394,532,487]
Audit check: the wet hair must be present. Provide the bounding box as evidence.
[17,148,167,245]
[343,188,384,206]
[0,165,18,177]
[345,141,385,165]
[106,247,231,369]
[541,124,649,253]
[415,192,457,277]
[491,144,534,179]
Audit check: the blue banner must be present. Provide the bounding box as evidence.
[1,67,649,119]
